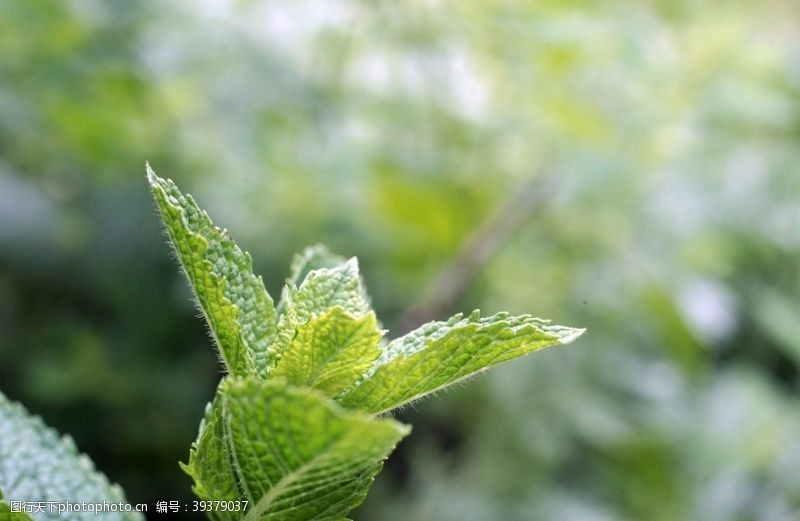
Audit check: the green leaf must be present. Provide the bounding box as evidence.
[183,379,409,521]
[269,258,371,372]
[0,392,143,521]
[338,311,585,414]
[147,165,277,377]
[181,395,240,520]
[282,258,370,324]
[271,307,383,396]
[278,245,347,315]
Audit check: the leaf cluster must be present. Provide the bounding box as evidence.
[147,166,582,520]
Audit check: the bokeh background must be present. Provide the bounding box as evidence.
[1,1,800,519]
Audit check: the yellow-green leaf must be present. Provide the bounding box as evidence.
[338,311,584,414]
[272,307,383,396]
[148,165,277,377]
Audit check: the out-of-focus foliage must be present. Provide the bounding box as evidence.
[0,391,143,521]
[0,0,798,520]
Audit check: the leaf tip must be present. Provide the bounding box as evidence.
[145,161,158,184]
[558,327,586,344]
[344,256,360,272]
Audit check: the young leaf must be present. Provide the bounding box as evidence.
[337,311,585,414]
[269,258,371,371]
[183,379,409,521]
[147,165,277,377]
[271,307,383,396]
[0,392,143,521]
[278,245,347,315]
[282,259,370,324]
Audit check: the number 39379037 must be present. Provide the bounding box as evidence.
[193,500,249,512]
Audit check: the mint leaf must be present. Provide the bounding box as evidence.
[338,311,585,414]
[278,245,347,314]
[147,165,277,377]
[0,392,143,521]
[181,395,240,514]
[183,379,409,521]
[269,258,371,372]
[282,258,370,323]
[271,307,383,395]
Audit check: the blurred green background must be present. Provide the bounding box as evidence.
[1,1,799,519]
